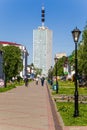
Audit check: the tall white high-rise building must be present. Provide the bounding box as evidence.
[33,6,52,76]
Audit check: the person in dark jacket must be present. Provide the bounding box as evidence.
[41,77,45,86]
[24,77,28,87]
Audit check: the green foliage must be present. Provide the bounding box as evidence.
[2,46,23,81]
[0,44,3,51]
[54,56,67,76]
[13,77,24,86]
[78,24,87,75]
[68,51,75,66]
[48,66,53,79]
[35,68,42,76]
[67,23,87,76]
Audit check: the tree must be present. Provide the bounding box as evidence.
[78,42,84,74]
[2,46,23,81]
[35,68,42,77]
[48,66,53,85]
[54,56,67,76]
[68,51,75,66]
[78,24,87,76]
[0,44,3,51]
[48,66,53,79]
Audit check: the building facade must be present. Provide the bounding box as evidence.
[55,52,67,59]
[33,26,52,76]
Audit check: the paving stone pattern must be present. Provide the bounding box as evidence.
[0,81,55,130]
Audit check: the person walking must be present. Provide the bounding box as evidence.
[24,76,28,87]
[41,77,45,86]
[35,77,39,85]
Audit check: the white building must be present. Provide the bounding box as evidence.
[55,52,67,59]
[33,6,52,76]
[33,26,52,76]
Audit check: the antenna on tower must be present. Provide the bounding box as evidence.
[41,5,45,27]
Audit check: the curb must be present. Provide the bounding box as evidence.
[46,84,64,130]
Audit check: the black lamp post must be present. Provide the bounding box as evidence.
[54,56,58,93]
[50,66,53,85]
[72,27,81,117]
[4,62,7,88]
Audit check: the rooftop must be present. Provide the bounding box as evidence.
[0,41,21,46]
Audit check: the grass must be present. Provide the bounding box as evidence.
[0,79,32,93]
[50,80,87,126]
[14,80,24,86]
[52,80,87,95]
[56,102,87,126]
[0,80,25,92]
[0,83,16,92]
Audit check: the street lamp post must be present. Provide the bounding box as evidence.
[54,57,58,94]
[50,66,53,85]
[72,27,81,117]
[4,62,7,88]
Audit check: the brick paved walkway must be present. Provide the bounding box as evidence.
[0,80,87,130]
[0,80,56,130]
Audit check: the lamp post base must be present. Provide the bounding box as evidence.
[74,111,79,117]
[56,81,58,94]
[74,91,79,117]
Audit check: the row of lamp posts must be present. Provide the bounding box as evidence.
[52,27,81,117]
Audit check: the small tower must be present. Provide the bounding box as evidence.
[41,6,45,27]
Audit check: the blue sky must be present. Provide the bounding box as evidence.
[0,0,87,64]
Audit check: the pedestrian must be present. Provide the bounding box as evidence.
[41,77,45,86]
[50,79,53,85]
[36,77,39,85]
[24,76,28,87]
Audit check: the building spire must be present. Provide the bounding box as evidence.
[41,5,45,27]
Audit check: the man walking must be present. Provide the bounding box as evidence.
[41,77,45,86]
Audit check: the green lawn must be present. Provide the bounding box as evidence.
[0,80,24,92]
[52,80,87,95]
[50,80,87,126]
[0,79,32,93]
[0,84,16,92]
[56,102,87,126]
